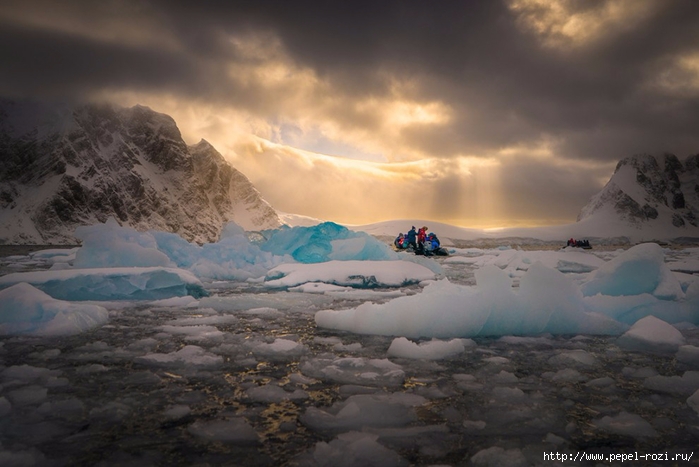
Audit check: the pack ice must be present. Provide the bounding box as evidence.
[316,243,699,338]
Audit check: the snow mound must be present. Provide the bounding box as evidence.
[616,316,686,354]
[0,267,207,301]
[0,283,108,336]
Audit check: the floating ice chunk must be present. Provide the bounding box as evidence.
[548,350,597,367]
[677,346,699,367]
[7,385,47,406]
[591,411,659,438]
[90,401,132,422]
[37,398,85,419]
[491,370,519,384]
[164,404,190,420]
[0,267,207,301]
[157,325,225,342]
[242,307,285,319]
[547,368,585,383]
[265,260,436,288]
[250,338,307,360]
[317,265,626,338]
[300,393,426,432]
[387,337,467,360]
[300,357,405,387]
[617,316,686,354]
[316,279,486,338]
[0,283,108,336]
[643,371,699,396]
[2,364,62,383]
[581,243,683,299]
[469,446,528,467]
[586,376,616,388]
[298,431,408,467]
[135,345,223,368]
[245,384,309,403]
[187,418,259,444]
[688,389,699,415]
[582,293,689,325]
[463,419,487,431]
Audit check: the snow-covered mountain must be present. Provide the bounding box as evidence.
[577,153,699,234]
[0,100,282,244]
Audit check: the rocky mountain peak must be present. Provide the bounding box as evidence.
[578,153,699,230]
[0,100,282,244]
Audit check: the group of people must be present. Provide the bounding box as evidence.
[566,238,591,249]
[394,226,443,255]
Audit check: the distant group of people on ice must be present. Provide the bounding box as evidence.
[566,238,591,249]
[394,226,447,256]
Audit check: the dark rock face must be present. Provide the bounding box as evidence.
[0,100,282,244]
[578,153,699,229]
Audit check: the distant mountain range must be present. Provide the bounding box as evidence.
[0,100,281,244]
[577,153,699,232]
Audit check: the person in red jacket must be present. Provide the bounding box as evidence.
[416,226,428,254]
[418,226,428,244]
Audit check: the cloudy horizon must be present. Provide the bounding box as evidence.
[2,0,698,228]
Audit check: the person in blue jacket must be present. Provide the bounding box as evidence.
[406,226,418,251]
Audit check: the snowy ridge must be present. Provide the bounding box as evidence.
[0,100,282,244]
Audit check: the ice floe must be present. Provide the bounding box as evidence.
[0,283,108,336]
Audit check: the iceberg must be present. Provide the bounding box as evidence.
[73,218,172,269]
[0,283,108,336]
[259,222,395,263]
[316,265,626,338]
[0,267,207,301]
[70,219,410,283]
[581,243,683,299]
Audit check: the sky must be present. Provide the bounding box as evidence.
[1,0,699,228]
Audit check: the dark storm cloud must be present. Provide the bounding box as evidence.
[173,0,699,161]
[0,21,205,100]
[2,0,699,174]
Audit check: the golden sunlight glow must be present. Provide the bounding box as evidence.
[507,0,658,48]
